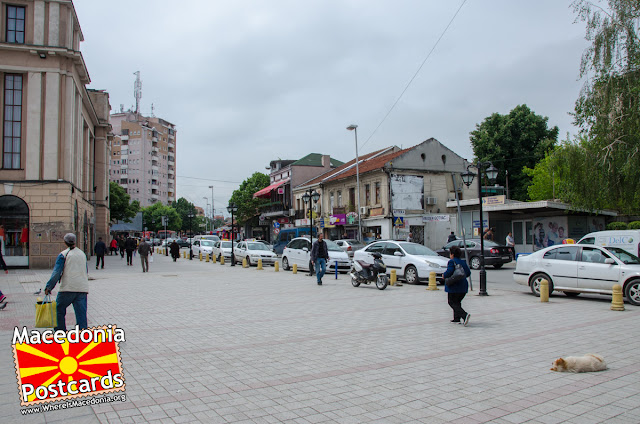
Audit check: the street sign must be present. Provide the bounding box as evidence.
[393,217,405,227]
[393,209,406,216]
[482,195,505,205]
[273,222,280,229]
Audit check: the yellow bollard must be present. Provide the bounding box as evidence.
[257,259,263,270]
[292,263,297,274]
[183,250,186,258]
[390,269,396,286]
[205,253,209,262]
[611,284,625,311]
[540,279,549,302]
[274,261,279,272]
[220,255,225,265]
[212,254,217,263]
[427,271,439,291]
[199,252,202,261]
[242,258,248,268]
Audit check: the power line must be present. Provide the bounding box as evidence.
[360,0,468,150]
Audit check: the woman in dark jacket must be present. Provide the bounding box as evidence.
[443,245,472,326]
[170,240,180,262]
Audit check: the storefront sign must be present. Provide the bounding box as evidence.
[482,195,505,206]
[329,214,346,225]
[369,207,385,217]
[277,217,289,224]
[346,212,358,224]
[295,219,310,226]
[422,215,450,222]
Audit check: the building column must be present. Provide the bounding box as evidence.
[43,72,60,180]
[26,72,42,179]
[33,1,45,45]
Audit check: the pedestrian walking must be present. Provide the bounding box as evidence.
[125,234,136,266]
[138,238,152,272]
[118,236,125,258]
[109,238,118,256]
[443,245,472,326]
[310,233,329,285]
[94,237,107,269]
[44,233,89,331]
[447,231,457,243]
[170,240,180,262]
[0,288,6,304]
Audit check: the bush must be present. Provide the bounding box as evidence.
[606,222,628,230]
[627,221,640,230]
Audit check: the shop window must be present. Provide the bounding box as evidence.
[0,195,29,266]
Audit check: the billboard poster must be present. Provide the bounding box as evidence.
[532,217,569,250]
[390,174,424,210]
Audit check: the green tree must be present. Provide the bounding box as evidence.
[563,0,640,214]
[469,104,558,200]
[109,181,140,223]
[229,172,270,224]
[142,203,181,232]
[171,197,198,233]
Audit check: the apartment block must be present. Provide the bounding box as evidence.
[109,112,176,207]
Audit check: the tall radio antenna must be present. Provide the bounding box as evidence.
[134,71,142,115]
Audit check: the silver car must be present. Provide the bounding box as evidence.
[335,239,364,258]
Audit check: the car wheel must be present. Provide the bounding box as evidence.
[530,273,553,297]
[404,265,418,284]
[246,256,252,266]
[493,263,503,269]
[624,279,640,306]
[469,256,481,270]
[564,292,580,297]
[282,257,290,271]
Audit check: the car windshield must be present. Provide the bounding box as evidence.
[325,240,343,252]
[605,247,640,264]
[399,243,438,256]
[345,239,360,245]
[220,242,233,248]
[248,243,269,251]
[201,241,214,247]
[204,236,220,241]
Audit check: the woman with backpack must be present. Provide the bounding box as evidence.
[443,245,472,326]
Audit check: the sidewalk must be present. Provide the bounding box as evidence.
[1,253,639,423]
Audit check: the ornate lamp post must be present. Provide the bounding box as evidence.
[461,162,498,296]
[302,189,321,241]
[227,203,238,266]
[187,213,194,260]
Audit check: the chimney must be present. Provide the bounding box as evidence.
[321,155,331,169]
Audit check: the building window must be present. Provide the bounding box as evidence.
[3,74,22,169]
[365,184,370,206]
[330,192,334,210]
[375,182,380,204]
[6,6,25,44]
[349,188,355,207]
[337,191,342,207]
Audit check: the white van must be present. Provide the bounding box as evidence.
[578,230,640,258]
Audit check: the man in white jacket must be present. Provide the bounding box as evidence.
[44,233,89,331]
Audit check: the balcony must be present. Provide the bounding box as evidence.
[151,180,158,186]
[259,202,291,218]
[168,169,174,176]
[168,155,175,163]
[152,165,159,171]
[151,193,159,200]
[152,146,159,153]
[168,142,175,149]
[120,163,128,169]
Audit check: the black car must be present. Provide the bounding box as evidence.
[436,239,514,269]
[175,239,190,248]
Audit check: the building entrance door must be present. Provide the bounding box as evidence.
[512,220,533,254]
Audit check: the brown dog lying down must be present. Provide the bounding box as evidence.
[551,354,607,372]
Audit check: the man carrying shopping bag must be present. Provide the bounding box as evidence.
[44,233,89,331]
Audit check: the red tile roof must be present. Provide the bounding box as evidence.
[325,147,412,182]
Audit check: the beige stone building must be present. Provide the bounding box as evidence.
[109,112,176,207]
[0,0,112,268]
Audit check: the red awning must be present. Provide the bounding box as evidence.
[253,179,289,198]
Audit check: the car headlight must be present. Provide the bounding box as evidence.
[424,260,446,268]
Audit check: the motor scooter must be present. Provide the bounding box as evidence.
[350,252,389,290]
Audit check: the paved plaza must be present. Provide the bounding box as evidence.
[1,252,639,424]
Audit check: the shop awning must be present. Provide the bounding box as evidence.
[253,179,289,199]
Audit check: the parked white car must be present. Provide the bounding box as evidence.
[514,244,640,305]
[234,241,278,266]
[212,240,237,261]
[353,241,450,284]
[192,239,215,259]
[281,237,351,273]
[335,239,365,258]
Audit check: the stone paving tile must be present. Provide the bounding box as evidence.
[1,254,640,423]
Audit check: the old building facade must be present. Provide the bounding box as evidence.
[0,0,112,268]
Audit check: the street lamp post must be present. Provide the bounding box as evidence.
[203,197,209,232]
[227,203,238,266]
[209,186,215,231]
[188,213,194,260]
[302,189,321,241]
[347,124,361,242]
[461,162,498,296]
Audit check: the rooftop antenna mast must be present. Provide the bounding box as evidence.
[134,71,142,115]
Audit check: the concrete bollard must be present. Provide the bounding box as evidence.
[220,256,225,265]
[212,254,216,263]
[274,261,279,272]
[390,270,396,286]
[257,259,263,270]
[242,258,248,268]
[183,250,186,258]
[206,253,210,262]
[427,271,439,291]
[292,264,297,274]
[611,284,625,311]
[199,252,202,261]
[540,279,549,302]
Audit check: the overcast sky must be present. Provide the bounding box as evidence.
[74,0,588,216]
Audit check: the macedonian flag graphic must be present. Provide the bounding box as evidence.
[12,326,125,406]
